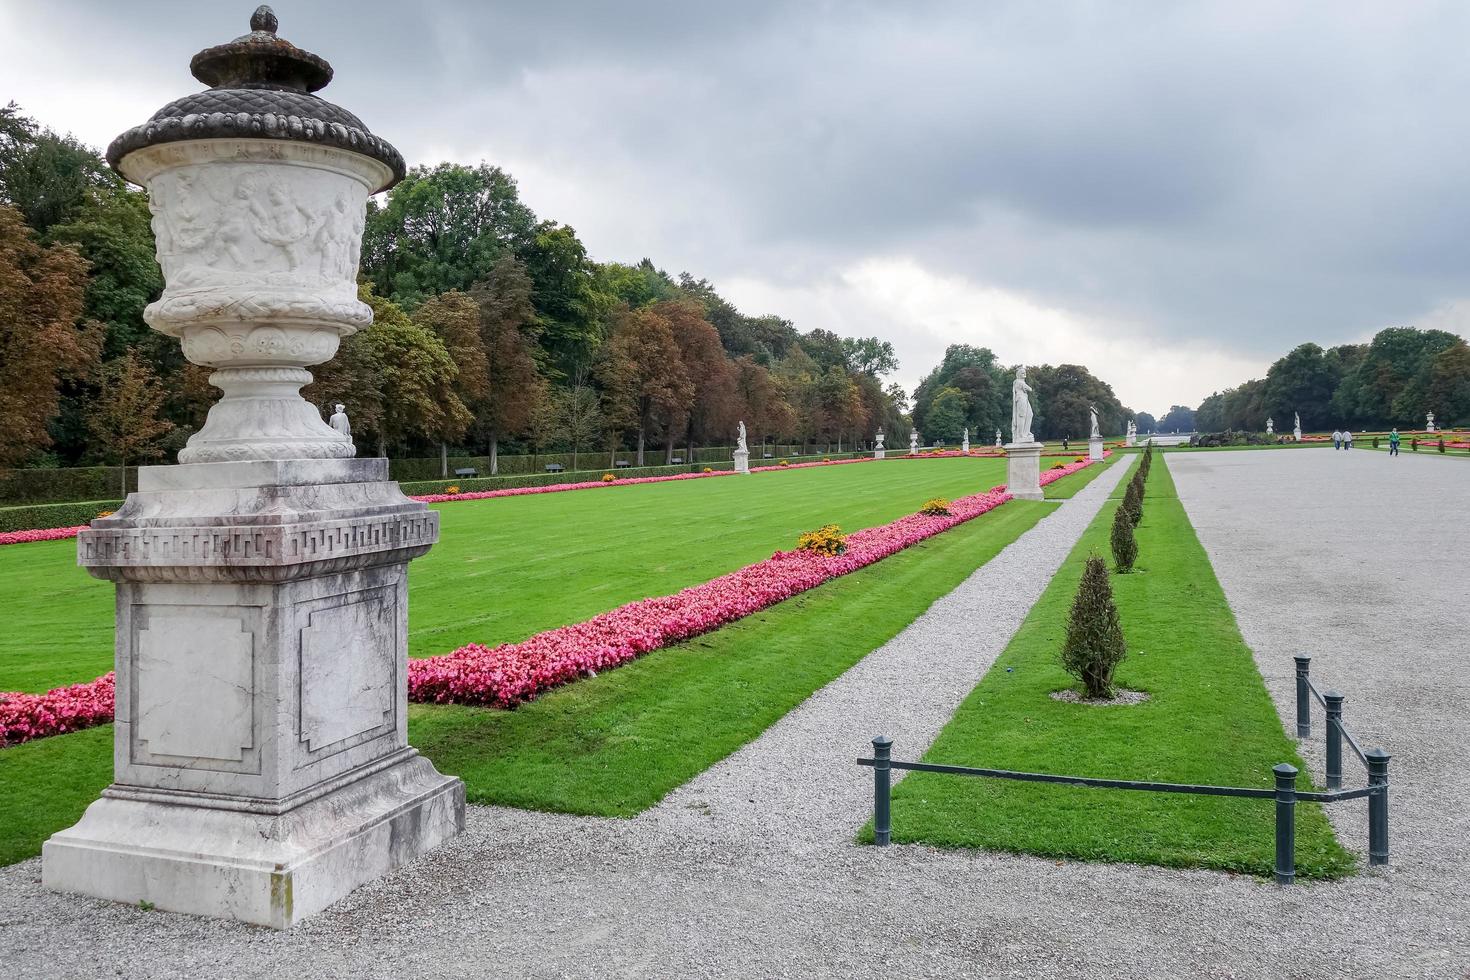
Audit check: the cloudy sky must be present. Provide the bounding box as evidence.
[4,1,1469,414]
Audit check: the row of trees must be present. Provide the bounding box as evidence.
[1192,328,1470,433]
[0,103,907,472]
[912,345,1131,441]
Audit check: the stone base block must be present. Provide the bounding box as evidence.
[733,449,750,474]
[1089,437,1104,461]
[1004,442,1045,500]
[43,754,464,929]
[874,449,886,459]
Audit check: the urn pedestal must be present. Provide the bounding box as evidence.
[733,449,750,474]
[874,448,886,459]
[1005,442,1045,500]
[1089,436,1104,461]
[43,459,464,928]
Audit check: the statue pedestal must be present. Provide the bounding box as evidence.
[733,449,750,474]
[874,448,886,459]
[1089,436,1104,461]
[1004,442,1045,500]
[43,458,464,928]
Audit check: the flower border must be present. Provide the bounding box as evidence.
[0,454,1104,745]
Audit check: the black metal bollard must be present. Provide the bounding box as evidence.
[1294,656,1312,738]
[1273,763,1298,885]
[1367,748,1390,867]
[873,736,893,846]
[1324,690,1345,790]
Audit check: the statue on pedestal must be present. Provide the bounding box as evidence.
[736,420,748,453]
[1266,417,1275,435]
[1010,366,1035,444]
[1126,419,1136,446]
[1293,412,1302,442]
[962,427,970,453]
[874,429,886,459]
[909,429,919,455]
[995,428,1002,447]
[733,420,751,473]
[1089,405,1101,440]
[1427,412,1436,432]
[329,403,351,438]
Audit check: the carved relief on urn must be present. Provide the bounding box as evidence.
[106,5,404,463]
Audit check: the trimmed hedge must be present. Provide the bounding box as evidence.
[0,468,137,506]
[0,500,122,533]
[386,444,857,481]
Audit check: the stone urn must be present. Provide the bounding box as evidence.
[42,6,463,929]
[107,3,403,463]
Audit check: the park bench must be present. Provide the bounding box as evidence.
[544,464,564,474]
[671,456,685,464]
[614,460,631,468]
[762,453,774,459]
[453,467,478,478]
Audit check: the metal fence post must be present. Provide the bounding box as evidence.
[1293,656,1311,738]
[1324,690,1345,790]
[1367,748,1390,867]
[1273,763,1297,885]
[873,736,893,846]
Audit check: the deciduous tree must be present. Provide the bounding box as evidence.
[86,349,175,495]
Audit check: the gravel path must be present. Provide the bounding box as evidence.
[3,451,1465,979]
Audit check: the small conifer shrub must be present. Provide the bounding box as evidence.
[1061,555,1128,699]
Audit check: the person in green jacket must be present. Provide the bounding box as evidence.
[1389,428,1401,456]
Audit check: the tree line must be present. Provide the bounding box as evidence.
[0,103,909,473]
[1190,327,1470,433]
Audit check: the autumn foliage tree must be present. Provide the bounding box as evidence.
[0,205,102,467]
[472,256,547,473]
[599,305,693,465]
[86,349,175,495]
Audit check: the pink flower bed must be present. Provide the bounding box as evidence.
[0,673,115,747]
[0,525,89,547]
[0,453,1105,741]
[406,485,1018,708]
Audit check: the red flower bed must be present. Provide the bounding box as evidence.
[0,673,115,747]
[0,453,1105,742]
[0,525,89,547]
[406,485,1016,708]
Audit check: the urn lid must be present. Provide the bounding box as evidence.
[106,5,405,192]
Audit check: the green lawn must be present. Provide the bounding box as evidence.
[877,455,1355,879]
[0,497,1054,863]
[0,456,1007,693]
[1044,451,1120,499]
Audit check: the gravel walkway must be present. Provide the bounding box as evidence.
[2,451,1464,978]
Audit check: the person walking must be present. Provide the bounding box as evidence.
[1332,429,1343,450]
[1343,429,1354,450]
[1389,428,1401,456]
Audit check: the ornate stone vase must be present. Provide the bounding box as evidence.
[42,6,463,929]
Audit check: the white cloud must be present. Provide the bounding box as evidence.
[725,258,1267,414]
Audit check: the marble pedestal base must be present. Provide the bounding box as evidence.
[1005,442,1045,500]
[45,457,463,927]
[733,449,750,474]
[874,449,886,459]
[1089,437,1104,461]
[43,754,463,928]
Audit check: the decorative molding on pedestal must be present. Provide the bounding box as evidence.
[1005,442,1045,500]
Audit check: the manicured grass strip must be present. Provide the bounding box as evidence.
[0,501,1053,860]
[0,723,112,867]
[0,457,1008,693]
[407,502,1052,817]
[878,456,1355,879]
[1044,451,1120,499]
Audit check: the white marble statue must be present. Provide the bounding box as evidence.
[1011,366,1035,444]
[962,427,970,453]
[736,420,748,453]
[1126,419,1136,447]
[328,403,350,438]
[1266,417,1275,435]
[1089,405,1101,440]
[874,428,886,459]
[1427,412,1436,432]
[909,429,919,454]
[995,428,1002,447]
[1293,412,1302,442]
